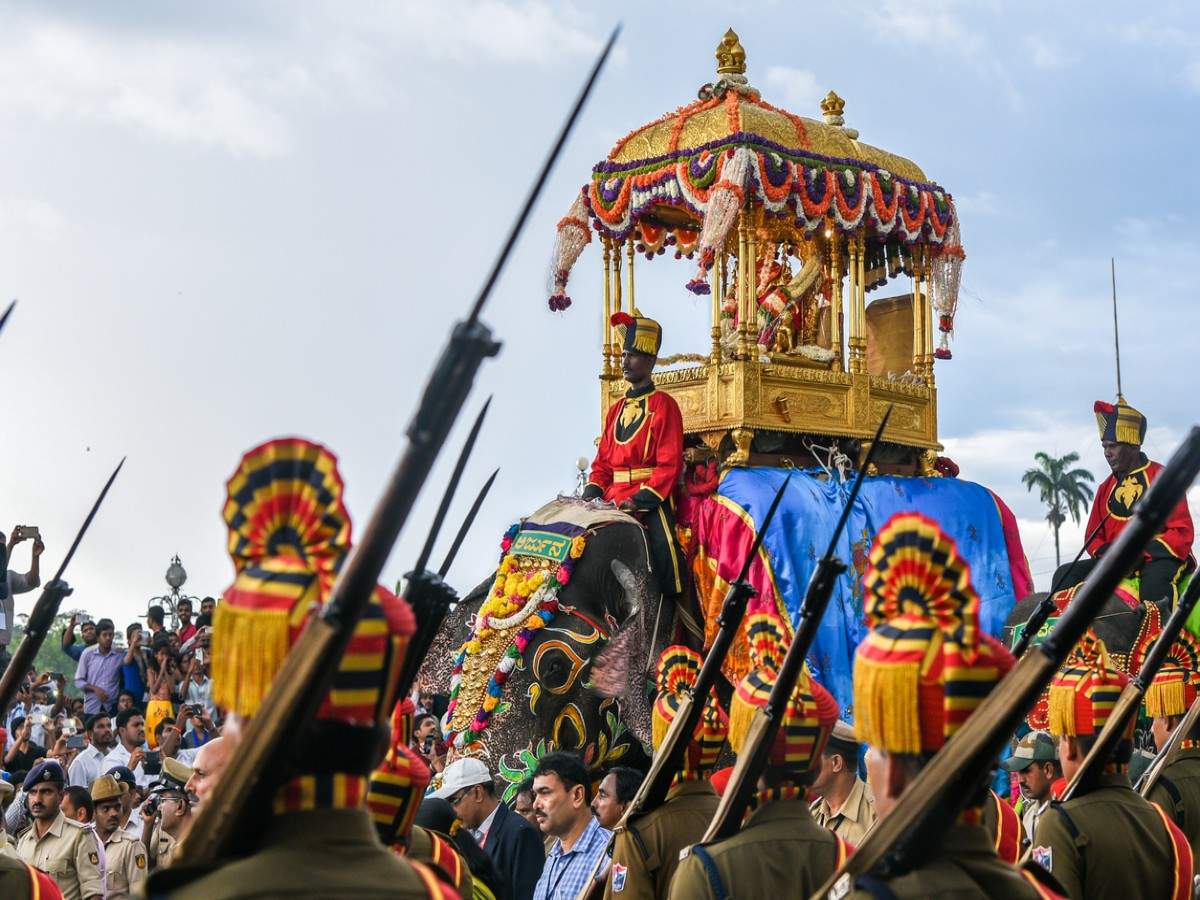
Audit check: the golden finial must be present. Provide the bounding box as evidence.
[820,91,845,125]
[715,28,746,75]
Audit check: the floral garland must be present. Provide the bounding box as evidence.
[443,524,587,749]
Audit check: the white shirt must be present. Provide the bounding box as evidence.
[184,677,213,716]
[473,802,500,847]
[68,743,111,788]
[102,743,151,788]
[27,703,54,748]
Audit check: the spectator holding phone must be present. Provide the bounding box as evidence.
[411,712,446,774]
[74,620,121,716]
[144,647,179,749]
[120,626,147,704]
[5,717,46,772]
[62,616,97,664]
[102,710,150,789]
[28,675,66,747]
[179,706,214,751]
[183,654,211,719]
[2,526,43,670]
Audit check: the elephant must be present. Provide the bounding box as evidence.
[1003,590,1151,672]
[420,500,694,801]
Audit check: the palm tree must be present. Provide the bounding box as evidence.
[1022,451,1097,569]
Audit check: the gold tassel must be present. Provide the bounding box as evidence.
[213,603,291,717]
[853,657,921,755]
[1145,681,1188,719]
[1047,684,1077,737]
[652,707,672,752]
[728,691,761,754]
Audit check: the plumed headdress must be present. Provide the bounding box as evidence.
[214,438,414,732]
[368,699,432,847]
[854,513,1014,755]
[729,614,838,774]
[1048,630,1130,738]
[1129,605,1200,720]
[611,311,662,356]
[1095,397,1146,446]
[651,645,727,774]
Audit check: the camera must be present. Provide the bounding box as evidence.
[144,750,163,776]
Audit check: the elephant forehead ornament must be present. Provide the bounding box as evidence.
[444,520,593,750]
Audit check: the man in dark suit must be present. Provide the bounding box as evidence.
[434,757,545,900]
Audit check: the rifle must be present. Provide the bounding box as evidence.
[703,408,892,843]
[1139,693,1200,797]
[1011,513,1112,658]
[817,426,1200,898]
[1058,573,1200,803]
[0,299,14,338]
[0,458,124,717]
[396,467,500,701]
[176,28,620,867]
[574,470,795,900]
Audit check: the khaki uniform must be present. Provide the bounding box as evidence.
[145,808,457,898]
[1031,773,1191,900]
[102,829,148,898]
[810,777,875,847]
[845,823,1060,899]
[16,810,105,900]
[605,779,718,900]
[669,798,844,899]
[1147,746,1200,858]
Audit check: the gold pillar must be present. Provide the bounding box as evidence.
[921,247,935,383]
[845,236,859,373]
[736,212,750,359]
[745,215,759,355]
[625,236,636,315]
[911,245,922,379]
[828,230,843,372]
[856,235,867,374]
[602,240,613,376]
[710,251,723,363]
[612,244,623,363]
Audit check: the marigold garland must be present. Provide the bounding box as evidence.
[443,524,588,749]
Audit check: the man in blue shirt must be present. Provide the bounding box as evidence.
[531,753,611,900]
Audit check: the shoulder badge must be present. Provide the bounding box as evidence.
[136,853,146,869]
[1032,845,1052,871]
[611,861,628,893]
[89,850,99,866]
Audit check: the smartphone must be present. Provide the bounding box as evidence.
[423,735,435,755]
[14,525,39,541]
[66,734,85,750]
[28,713,49,726]
[143,750,162,776]
[195,649,205,666]
[47,672,62,681]
[143,797,159,817]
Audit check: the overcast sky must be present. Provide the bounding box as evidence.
[1,0,1197,626]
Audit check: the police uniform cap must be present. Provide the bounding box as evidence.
[106,765,137,792]
[90,774,129,802]
[22,760,65,791]
[151,757,193,795]
[0,779,13,808]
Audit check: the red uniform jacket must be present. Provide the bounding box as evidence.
[587,385,684,510]
[1086,458,1194,561]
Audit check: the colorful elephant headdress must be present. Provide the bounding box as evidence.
[728,614,838,776]
[652,645,727,775]
[854,513,1014,756]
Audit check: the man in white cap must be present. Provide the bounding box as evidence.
[809,720,875,846]
[434,757,544,900]
[1001,731,1061,849]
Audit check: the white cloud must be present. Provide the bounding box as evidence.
[0,18,294,157]
[953,190,999,216]
[0,196,68,240]
[1024,35,1072,70]
[764,66,824,114]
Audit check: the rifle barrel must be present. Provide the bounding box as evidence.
[814,425,1200,897]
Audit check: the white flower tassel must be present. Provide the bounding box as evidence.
[548,192,592,311]
[687,147,751,295]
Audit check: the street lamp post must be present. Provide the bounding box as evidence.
[149,554,201,629]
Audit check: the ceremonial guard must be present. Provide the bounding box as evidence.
[981,784,1024,864]
[843,514,1061,898]
[810,720,875,846]
[145,438,457,899]
[1131,616,1200,856]
[1032,631,1193,899]
[16,760,105,900]
[368,698,474,898]
[669,617,844,899]
[1055,398,1194,608]
[603,645,723,900]
[582,312,685,597]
